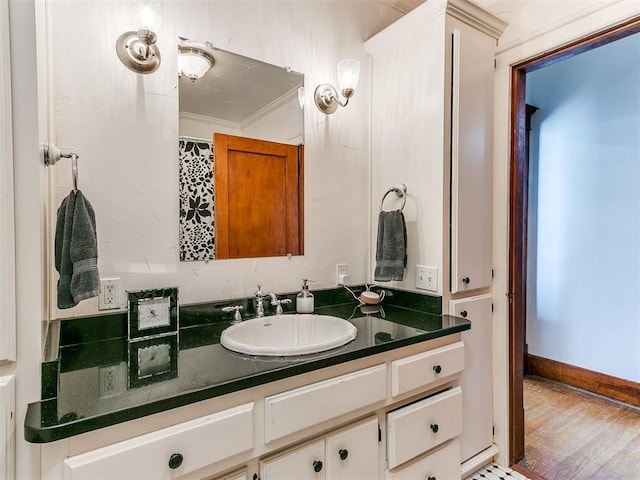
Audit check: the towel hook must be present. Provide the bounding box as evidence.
[380,183,407,211]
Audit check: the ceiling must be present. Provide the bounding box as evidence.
[178,44,303,125]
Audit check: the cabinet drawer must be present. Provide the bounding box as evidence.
[391,341,464,397]
[265,364,386,442]
[64,403,254,479]
[386,439,460,480]
[387,387,462,468]
[260,439,326,480]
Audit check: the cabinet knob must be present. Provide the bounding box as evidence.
[430,423,439,433]
[313,460,323,473]
[427,476,436,480]
[338,449,349,460]
[460,310,468,318]
[433,364,442,374]
[462,277,470,285]
[168,453,183,469]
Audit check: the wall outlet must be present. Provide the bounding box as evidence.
[98,365,119,398]
[99,278,120,310]
[416,265,438,292]
[336,264,349,285]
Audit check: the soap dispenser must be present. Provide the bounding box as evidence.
[296,279,314,313]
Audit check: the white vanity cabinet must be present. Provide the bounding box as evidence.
[365,0,506,295]
[41,335,466,480]
[260,417,380,480]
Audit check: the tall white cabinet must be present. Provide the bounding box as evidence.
[366,0,506,470]
[366,0,505,297]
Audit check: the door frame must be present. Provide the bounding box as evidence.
[508,15,640,464]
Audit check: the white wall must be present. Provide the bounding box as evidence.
[490,0,640,466]
[46,0,405,319]
[525,32,640,382]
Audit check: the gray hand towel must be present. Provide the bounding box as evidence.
[374,210,407,282]
[55,190,99,309]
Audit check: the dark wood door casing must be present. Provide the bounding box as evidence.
[508,16,640,465]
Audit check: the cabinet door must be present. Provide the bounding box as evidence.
[449,19,496,293]
[450,294,493,462]
[0,0,15,364]
[0,376,14,480]
[386,439,460,480]
[260,439,325,480]
[215,469,248,480]
[326,417,379,480]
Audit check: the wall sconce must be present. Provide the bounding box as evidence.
[179,44,215,82]
[115,1,162,74]
[314,59,360,114]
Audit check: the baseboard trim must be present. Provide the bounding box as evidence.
[527,354,640,408]
[460,444,499,478]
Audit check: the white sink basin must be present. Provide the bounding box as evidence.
[220,314,357,357]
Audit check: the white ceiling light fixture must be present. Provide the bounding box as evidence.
[314,59,360,114]
[115,0,162,74]
[179,45,215,82]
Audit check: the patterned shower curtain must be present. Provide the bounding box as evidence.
[178,138,215,261]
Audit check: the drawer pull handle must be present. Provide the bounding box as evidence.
[462,276,470,284]
[313,460,323,472]
[433,364,442,374]
[460,310,468,318]
[430,423,439,433]
[339,449,349,460]
[168,453,183,469]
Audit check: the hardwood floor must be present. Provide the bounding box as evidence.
[518,376,640,480]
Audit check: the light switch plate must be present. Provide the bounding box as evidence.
[416,265,438,292]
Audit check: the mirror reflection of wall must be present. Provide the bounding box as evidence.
[178,38,304,262]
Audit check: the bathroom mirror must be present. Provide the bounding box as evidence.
[178,38,304,261]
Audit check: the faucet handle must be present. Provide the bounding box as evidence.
[222,305,243,323]
[273,298,292,315]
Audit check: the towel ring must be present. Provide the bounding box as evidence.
[380,183,407,211]
[71,153,79,192]
[42,142,80,193]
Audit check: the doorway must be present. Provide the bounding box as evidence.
[508,15,640,468]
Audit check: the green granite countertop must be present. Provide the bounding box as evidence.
[25,287,470,443]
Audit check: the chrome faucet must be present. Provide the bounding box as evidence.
[255,284,268,317]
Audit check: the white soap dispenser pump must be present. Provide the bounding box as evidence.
[296,279,314,314]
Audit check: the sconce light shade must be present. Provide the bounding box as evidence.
[314,59,360,114]
[297,86,305,109]
[179,46,215,82]
[116,1,162,74]
[132,0,162,32]
[337,59,360,93]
